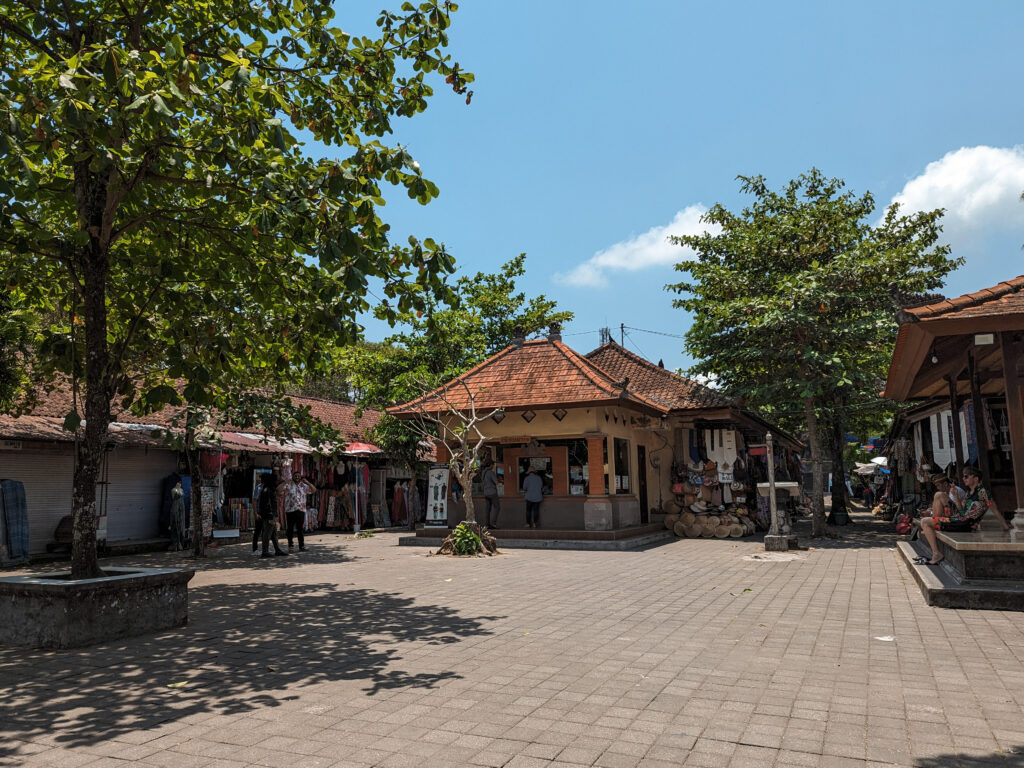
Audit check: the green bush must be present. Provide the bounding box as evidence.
[452,523,481,556]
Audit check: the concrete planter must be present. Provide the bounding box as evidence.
[0,566,194,649]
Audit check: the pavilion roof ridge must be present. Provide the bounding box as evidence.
[907,274,1024,321]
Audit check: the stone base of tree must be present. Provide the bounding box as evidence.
[0,566,194,649]
[435,522,499,556]
[763,534,790,552]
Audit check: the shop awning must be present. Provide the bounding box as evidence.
[343,441,381,455]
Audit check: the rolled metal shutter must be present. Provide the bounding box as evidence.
[0,445,75,555]
[103,446,180,543]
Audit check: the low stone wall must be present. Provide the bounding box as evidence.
[0,566,194,649]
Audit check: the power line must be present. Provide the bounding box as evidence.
[622,329,650,361]
[622,325,687,340]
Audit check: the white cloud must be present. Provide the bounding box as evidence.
[889,145,1024,235]
[555,205,713,288]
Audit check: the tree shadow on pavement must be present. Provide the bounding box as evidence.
[791,502,902,551]
[914,746,1024,766]
[0,582,502,754]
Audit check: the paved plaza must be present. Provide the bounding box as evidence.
[3,514,1024,768]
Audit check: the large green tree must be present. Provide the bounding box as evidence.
[668,170,959,536]
[0,0,471,576]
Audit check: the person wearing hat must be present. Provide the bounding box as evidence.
[523,465,544,529]
[930,472,965,519]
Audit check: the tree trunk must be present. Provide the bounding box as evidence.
[828,395,848,525]
[185,417,206,558]
[70,252,111,580]
[804,396,827,537]
[454,460,477,524]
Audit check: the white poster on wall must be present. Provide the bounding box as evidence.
[426,465,450,527]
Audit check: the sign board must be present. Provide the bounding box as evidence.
[426,465,450,527]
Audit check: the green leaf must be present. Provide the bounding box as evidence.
[151,93,173,117]
[63,410,81,432]
[103,53,118,89]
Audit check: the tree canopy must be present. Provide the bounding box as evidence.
[668,170,959,534]
[0,0,472,575]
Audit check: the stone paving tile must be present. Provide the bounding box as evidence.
[3,516,1024,767]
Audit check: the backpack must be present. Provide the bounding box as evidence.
[895,513,912,535]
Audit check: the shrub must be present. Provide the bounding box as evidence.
[452,523,482,556]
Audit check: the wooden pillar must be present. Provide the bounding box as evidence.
[968,351,993,490]
[586,436,607,495]
[999,332,1024,512]
[947,376,966,479]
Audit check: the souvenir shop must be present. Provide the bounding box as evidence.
[390,332,801,532]
[664,424,804,538]
[881,397,1017,521]
[194,445,425,540]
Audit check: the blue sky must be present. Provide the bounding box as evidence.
[344,1,1024,371]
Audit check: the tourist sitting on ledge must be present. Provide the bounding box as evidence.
[916,466,1011,566]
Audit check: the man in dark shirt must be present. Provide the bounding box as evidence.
[481,457,500,528]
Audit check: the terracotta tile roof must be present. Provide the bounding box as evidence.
[389,339,669,417]
[907,275,1024,321]
[585,342,735,411]
[281,394,380,443]
[3,383,380,449]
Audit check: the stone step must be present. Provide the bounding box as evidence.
[896,540,1024,610]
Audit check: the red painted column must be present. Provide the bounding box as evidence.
[586,436,606,495]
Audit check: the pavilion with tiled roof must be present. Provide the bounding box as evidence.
[885,274,1024,529]
[390,326,800,533]
[884,274,1024,607]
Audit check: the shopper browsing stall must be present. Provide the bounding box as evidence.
[282,473,316,552]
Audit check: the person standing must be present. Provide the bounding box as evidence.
[283,472,316,552]
[251,475,265,556]
[258,476,288,558]
[481,457,500,528]
[169,480,187,551]
[523,465,543,529]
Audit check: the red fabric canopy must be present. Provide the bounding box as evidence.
[343,441,381,455]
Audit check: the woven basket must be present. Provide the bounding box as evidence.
[683,524,702,538]
[680,511,696,526]
[673,521,688,537]
[664,514,680,530]
[729,524,744,538]
[706,515,721,528]
[700,525,716,538]
[714,525,730,538]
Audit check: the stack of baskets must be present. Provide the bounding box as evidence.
[664,508,757,538]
